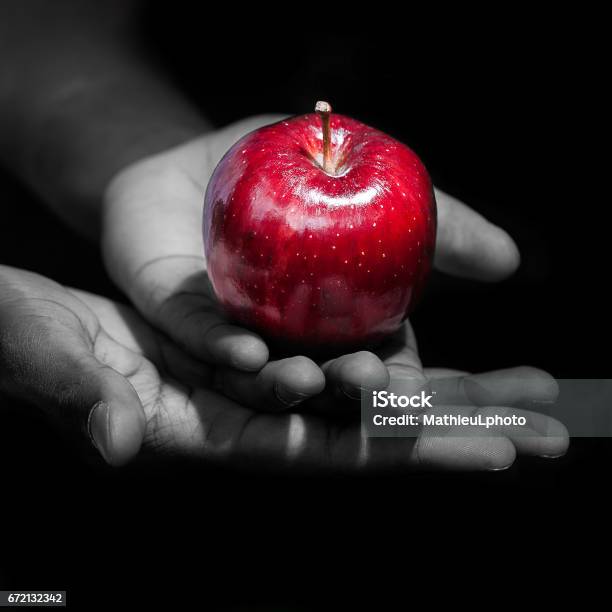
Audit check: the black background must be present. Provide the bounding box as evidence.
[0,4,607,609]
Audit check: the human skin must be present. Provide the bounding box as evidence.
[0,265,568,469]
[0,1,523,457]
[102,120,519,408]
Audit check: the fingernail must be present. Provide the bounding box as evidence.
[88,401,113,464]
[488,463,513,472]
[462,378,494,405]
[528,399,557,407]
[339,384,364,401]
[274,383,309,408]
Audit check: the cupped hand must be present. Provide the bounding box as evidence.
[102,115,521,410]
[0,266,568,470]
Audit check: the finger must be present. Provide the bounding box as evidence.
[103,172,270,372]
[148,389,518,472]
[1,322,146,467]
[424,368,470,378]
[213,356,325,412]
[429,366,559,407]
[412,426,517,471]
[434,188,520,281]
[405,402,518,470]
[0,269,147,466]
[71,288,214,389]
[476,406,569,458]
[56,330,147,467]
[426,368,567,459]
[85,358,147,467]
[378,322,428,397]
[151,268,269,371]
[305,351,389,415]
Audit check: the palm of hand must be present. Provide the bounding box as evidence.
[102,119,248,365]
[78,290,572,470]
[0,111,565,469]
[0,267,568,469]
[102,115,424,406]
[100,113,525,423]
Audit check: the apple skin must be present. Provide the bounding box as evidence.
[203,112,436,350]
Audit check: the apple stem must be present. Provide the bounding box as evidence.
[315,100,333,174]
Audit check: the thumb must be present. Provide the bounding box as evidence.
[434,188,521,281]
[77,350,147,467]
[1,320,146,467]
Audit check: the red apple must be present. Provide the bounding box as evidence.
[203,102,436,350]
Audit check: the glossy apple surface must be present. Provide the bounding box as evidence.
[203,111,436,349]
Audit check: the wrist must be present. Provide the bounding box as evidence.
[10,68,208,240]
